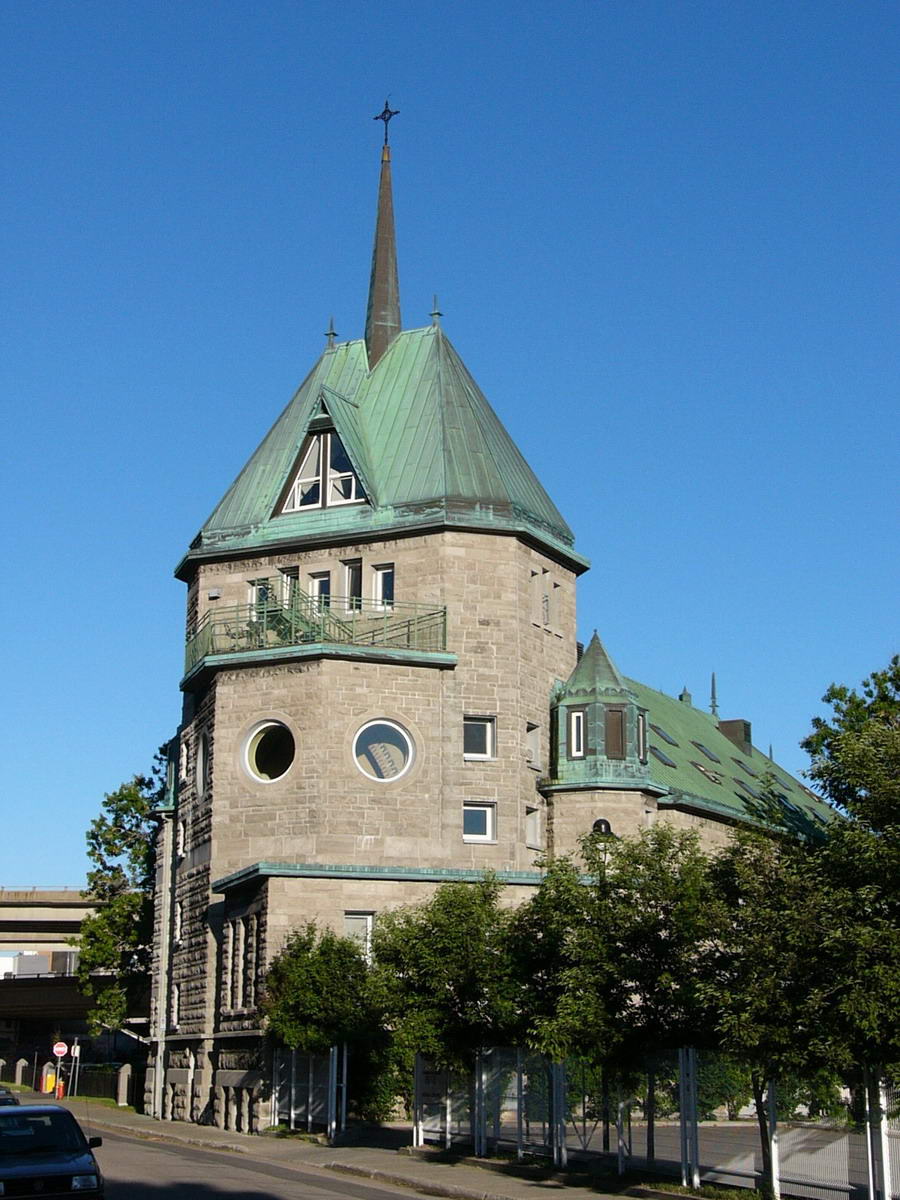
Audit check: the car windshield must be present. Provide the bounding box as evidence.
[0,1111,86,1155]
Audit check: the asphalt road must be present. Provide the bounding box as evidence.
[96,1129,419,1200]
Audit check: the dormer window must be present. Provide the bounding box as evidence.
[280,431,366,512]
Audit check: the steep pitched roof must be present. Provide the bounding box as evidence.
[627,677,835,835]
[560,631,632,700]
[177,325,587,576]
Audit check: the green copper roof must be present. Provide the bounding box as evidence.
[178,326,587,576]
[559,631,633,700]
[626,677,834,835]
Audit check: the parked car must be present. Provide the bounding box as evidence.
[0,1103,103,1196]
[0,1092,20,1106]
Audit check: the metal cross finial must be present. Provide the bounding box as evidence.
[374,100,399,145]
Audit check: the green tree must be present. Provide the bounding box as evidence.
[369,876,516,1072]
[507,853,617,1061]
[261,923,373,1052]
[802,654,900,831]
[801,657,900,1080]
[76,755,165,1032]
[703,830,844,1192]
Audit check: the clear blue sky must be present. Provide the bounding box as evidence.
[2,1,897,885]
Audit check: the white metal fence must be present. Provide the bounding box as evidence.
[412,1048,899,1200]
[270,1045,347,1140]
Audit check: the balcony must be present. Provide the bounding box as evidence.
[185,581,448,676]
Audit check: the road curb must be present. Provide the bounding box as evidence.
[323,1160,560,1200]
[67,1112,250,1155]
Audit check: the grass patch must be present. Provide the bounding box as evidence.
[636,1182,767,1200]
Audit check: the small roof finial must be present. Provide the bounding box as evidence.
[324,316,338,349]
[430,294,442,326]
[769,742,774,761]
[710,671,719,717]
[374,99,399,147]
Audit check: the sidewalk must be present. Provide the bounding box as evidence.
[41,1095,631,1200]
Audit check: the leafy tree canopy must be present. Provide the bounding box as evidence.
[369,876,516,1071]
[261,923,372,1054]
[76,752,165,1032]
[802,654,900,830]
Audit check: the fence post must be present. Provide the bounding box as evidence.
[516,1049,524,1161]
[474,1051,485,1156]
[864,1069,890,1200]
[681,1051,696,1180]
[327,1045,337,1142]
[767,1079,781,1200]
[551,1061,567,1169]
[877,1080,891,1200]
[617,1091,627,1174]
[117,1063,132,1107]
[689,1050,700,1191]
[340,1043,348,1135]
[15,1058,28,1086]
[412,1054,422,1148]
[289,1048,297,1131]
[646,1066,656,1163]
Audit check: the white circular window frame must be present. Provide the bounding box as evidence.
[242,718,297,785]
[353,718,416,784]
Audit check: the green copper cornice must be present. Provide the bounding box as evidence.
[212,861,544,893]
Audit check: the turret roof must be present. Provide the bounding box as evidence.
[177,325,586,575]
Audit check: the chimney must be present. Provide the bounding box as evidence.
[719,719,752,756]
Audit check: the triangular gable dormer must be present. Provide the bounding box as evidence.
[275,394,369,515]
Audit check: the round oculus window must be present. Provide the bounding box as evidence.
[245,721,295,782]
[354,720,414,782]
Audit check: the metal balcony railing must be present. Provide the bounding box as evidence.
[185,582,447,674]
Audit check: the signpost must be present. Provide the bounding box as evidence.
[52,1042,67,1099]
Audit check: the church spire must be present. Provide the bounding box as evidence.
[365,102,402,369]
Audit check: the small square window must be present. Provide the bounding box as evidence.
[463,802,496,842]
[464,716,495,759]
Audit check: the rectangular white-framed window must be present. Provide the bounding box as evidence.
[344,911,375,961]
[525,722,541,770]
[569,709,585,758]
[463,716,496,760]
[463,801,496,843]
[373,563,395,609]
[309,570,331,610]
[525,805,541,849]
[280,566,299,606]
[637,710,648,764]
[249,577,272,617]
[343,559,363,611]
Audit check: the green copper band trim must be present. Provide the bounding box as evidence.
[541,779,670,798]
[212,861,544,893]
[181,643,458,691]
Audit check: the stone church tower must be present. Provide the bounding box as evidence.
[147,126,832,1129]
